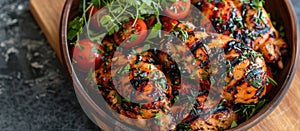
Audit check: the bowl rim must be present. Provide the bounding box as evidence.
[60,0,300,130]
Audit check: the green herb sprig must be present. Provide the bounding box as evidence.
[67,0,167,42]
[177,122,192,131]
[234,99,266,120]
[98,0,165,35]
[67,17,84,40]
[250,0,265,10]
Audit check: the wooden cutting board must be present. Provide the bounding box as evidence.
[29,0,300,130]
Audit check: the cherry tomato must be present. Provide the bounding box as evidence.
[164,0,191,20]
[114,19,147,48]
[72,39,102,72]
[87,5,106,30]
[160,16,179,32]
[266,66,273,93]
[87,5,99,17]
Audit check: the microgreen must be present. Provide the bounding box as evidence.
[154,113,163,118]
[230,121,238,128]
[235,99,266,120]
[177,122,192,131]
[67,0,166,43]
[250,0,265,10]
[67,17,84,40]
[267,76,278,86]
[146,23,163,40]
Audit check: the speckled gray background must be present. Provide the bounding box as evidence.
[0,0,299,130]
[0,0,99,130]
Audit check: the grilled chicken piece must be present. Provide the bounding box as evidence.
[192,0,287,67]
[93,41,183,129]
[174,21,269,103]
[188,107,238,131]
[171,25,268,104]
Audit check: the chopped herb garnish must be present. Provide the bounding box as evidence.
[267,76,278,86]
[174,95,179,102]
[90,0,102,8]
[129,34,139,42]
[138,109,143,115]
[235,99,266,120]
[142,44,151,52]
[250,79,262,88]
[115,93,122,104]
[139,103,143,108]
[122,97,130,102]
[278,25,285,38]
[147,23,162,40]
[210,77,215,85]
[231,121,238,128]
[218,99,226,107]
[154,113,163,118]
[202,73,207,80]
[67,17,84,40]
[250,0,265,10]
[177,122,191,131]
[122,63,131,74]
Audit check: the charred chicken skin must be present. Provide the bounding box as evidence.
[192,0,287,68]
[181,29,268,104]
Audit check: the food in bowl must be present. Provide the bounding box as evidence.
[66,0,288,130]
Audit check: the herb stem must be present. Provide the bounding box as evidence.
[83,0,93,39]
[86,4,94,39]
[132,5,140,27]
[115,3,129,20]
[105,2,121,25]
[125,11,135,18]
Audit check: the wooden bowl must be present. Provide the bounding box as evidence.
[60,0,299,130]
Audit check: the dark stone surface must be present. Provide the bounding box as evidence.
[0,0,299,130]
[0,0,99,130]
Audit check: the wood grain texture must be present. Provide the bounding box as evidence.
[249,67,300,130]
[29,0,67,63]
[30,0,300,130]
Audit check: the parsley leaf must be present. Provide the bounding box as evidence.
[147,23,162,40]
[177,122,192,131]
[67,17,84,40]
[154,113,163,118]
[129,34,139,42]
[231,121,238,128]
[142,44,151,52]
[141,0,152,6]
[267,76,278,86]
[250,0,265,9]
[91,0,101,8]
[235,99,267,120]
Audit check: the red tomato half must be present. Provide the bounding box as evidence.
[114,19,147,48]
[160,16,179,32]
[164,0,191,20]
[87,5,99,17]
[72,39,102,72]
[87,5,106,30]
